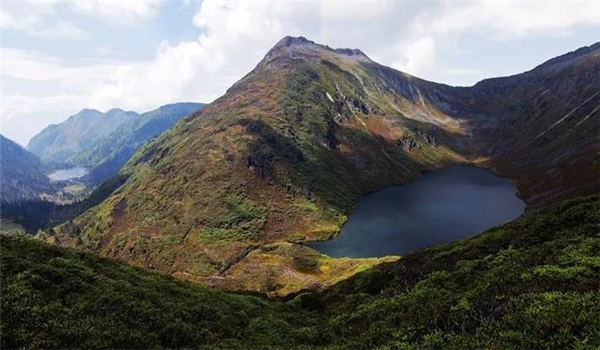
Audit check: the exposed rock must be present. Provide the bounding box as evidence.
[396,129,438,152]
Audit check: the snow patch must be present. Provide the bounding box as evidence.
[326,92,335,103]
[533,90,600,141]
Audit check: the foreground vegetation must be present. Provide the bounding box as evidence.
[2,195,599,348]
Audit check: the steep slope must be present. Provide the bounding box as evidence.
[49,37,465,294]
[465,43,600,206]
[0,135,54,203]
[71,103,204,183]
[1,234,309,349]
[48,37,599,295]
[27,108,138,165]
[5,196,599,348]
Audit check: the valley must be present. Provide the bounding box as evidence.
[2,195,598,348]
[36,37,599,297]
[47,167,89,182]
[0,34,598,347]
[0,103,204,232]
[1,1,598,347]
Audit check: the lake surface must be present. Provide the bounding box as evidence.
[48,167,88,181]
[308,165,526,258]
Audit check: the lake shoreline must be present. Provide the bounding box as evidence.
[307,165,526,258]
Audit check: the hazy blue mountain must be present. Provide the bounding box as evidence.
[0,135,54,203]
[27,108,139,165]
[72,102,204,183]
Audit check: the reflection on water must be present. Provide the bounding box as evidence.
[48,167,88,182]
[308,165,526,258]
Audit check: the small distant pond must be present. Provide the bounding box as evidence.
[307,165,526,258]
[48,167,89,182]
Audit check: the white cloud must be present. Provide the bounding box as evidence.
[2,0,599,144]
[391,0,600,75]
[34,21,90,41]
[444,1,598,39]
[0,2,89,41]
[71,0,164,26]
[2,94,83,124]
[392,36,435,77]
[318,1,392,20]
[0,48,113,87]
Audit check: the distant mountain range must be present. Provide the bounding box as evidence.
[47,37,600,296]
[1,102,204,232]
[0,135,54,203]
[71,102,203,183]
[2,102,202,211]
[27,108,139,165]
[25,102,204,183]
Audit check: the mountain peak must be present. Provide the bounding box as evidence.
[106,108,125,114]
[276,35,314,47]
[78,108,102,115]
[259,35,371,67]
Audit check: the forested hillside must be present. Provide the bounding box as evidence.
[0,135,54,203]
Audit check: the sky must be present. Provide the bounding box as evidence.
[1,0,599,146]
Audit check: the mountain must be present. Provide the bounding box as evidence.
[27,108,139,165]
[4,195,599,348]
[463,42,600,206]
[26,103,203,183]
[0,135,54,203]
[71,102,204,183]
[48,37,465,294]
[46,37,599,296]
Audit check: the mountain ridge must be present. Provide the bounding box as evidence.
[46,37,599,296]
[72,102,204,183]
[27,108,139,165]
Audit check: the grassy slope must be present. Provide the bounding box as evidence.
[1,234,314,349]
[48,45,463,295]
[0,219,26,235]
[316,195,600,348]
[45,39,599,296]
[4,195,599,348]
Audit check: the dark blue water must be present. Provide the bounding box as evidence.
[308,165,526,257]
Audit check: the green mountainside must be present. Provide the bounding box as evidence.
[47,37,467,294]
[45,37,600,295]
[1,104,203,233]
[27,109,138,165]
[70,102,204,183]
[0,135,55,203]
[3,195,598,348]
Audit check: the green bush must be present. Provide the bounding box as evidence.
[2,195,599,348]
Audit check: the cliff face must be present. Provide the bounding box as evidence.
[466,43,600,205]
